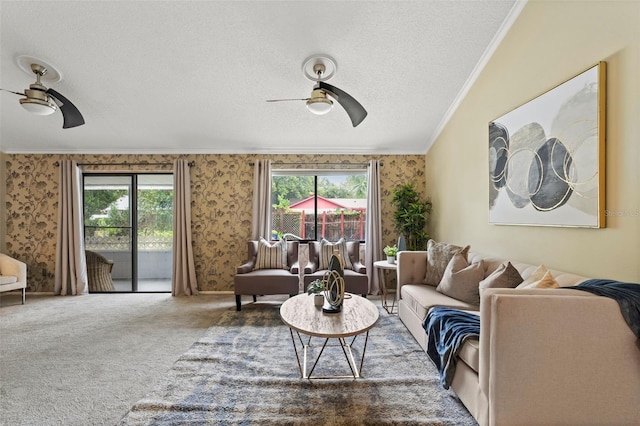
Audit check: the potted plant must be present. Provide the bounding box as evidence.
[383,245,398,264]
[391,183,432,251]
[307,279,325,306]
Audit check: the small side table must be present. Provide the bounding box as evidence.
[374,260,397,314]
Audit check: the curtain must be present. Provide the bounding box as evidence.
[365,159,383,295]
[250,159,272,240]
[54,160,88,295]
[172,159,198,296]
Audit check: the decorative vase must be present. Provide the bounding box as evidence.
[313,293,324,307]
[387,255,395,264]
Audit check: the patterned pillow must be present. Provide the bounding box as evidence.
[319,238,353,271]
[479,262,524,290]
[423,239,470,286]
[436,253,485,306]
[254,238,288,270]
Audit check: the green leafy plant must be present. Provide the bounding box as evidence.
[391,183,432,251]
[383,245,398,257]
[306,279,325,295]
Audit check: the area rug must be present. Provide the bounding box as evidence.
[119,303,477,425]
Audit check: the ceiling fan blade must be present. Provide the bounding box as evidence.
[46,88,85,128]
[318,82,367,127]
[0,88,25,97]
[266,98,309,102]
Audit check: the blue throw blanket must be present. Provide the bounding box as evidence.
[423,306,480,389]
[565,279,640,339]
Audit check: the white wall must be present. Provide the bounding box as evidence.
[425,0,640,281]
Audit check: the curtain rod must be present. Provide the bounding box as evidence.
[54,161,195,167]
[248,161,382,167]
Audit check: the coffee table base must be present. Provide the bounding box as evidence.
[288,328,370,379]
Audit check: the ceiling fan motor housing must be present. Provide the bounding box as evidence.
[20,84,58,115]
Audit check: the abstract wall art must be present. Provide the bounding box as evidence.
[489,62,606,228]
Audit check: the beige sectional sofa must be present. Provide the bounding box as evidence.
[397,249,640,426]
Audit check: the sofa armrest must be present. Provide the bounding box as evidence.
[0,253,27,287]
[479,288,640,425]
[289,261,300,275]
[396,251,427,299]
[236,261,254,274]
[351,261,366,274]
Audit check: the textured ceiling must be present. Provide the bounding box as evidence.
[0,1,522,154]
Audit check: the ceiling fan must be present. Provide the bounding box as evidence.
[0,58,85,129]
[267,55,367,127]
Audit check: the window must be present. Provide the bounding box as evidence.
[271,170,367,241]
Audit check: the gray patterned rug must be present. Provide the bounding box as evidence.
[119,302,476,425]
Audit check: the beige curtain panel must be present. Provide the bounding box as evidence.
[172,159,198,296]
[365,159,383,295]
[250,159,272,240]
[54,160,88,295]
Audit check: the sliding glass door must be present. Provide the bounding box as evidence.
[83,174,173,292]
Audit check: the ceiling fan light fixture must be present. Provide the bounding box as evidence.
[19,97,57,115]
[306,89,333,115]
[306,98,333,115]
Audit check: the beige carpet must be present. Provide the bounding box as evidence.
[1,292,475,425]
[0,292,243,425]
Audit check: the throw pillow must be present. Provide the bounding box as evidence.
[254,237,288,270]
[517,270,559,289]
[436,253,485,306]
[479,262,524,290]
[423,239,470,286]
[516,265,557,289]
[319,238,353,270]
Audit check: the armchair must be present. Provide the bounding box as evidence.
[303,240,368,296]
[85,250,115,292]
[0,253,27,304]
[234,240,301,311]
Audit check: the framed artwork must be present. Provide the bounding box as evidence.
[488,61,606,228]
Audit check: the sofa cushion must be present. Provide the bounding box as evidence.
[234,269,299,295]
[0,275,19,285]
[458,336,480,374]
[254,238,288,270]
[436,253,484,306]
[423,240,470,286]
[479,261,523,290]
[319,238,353,271]
[401,284,477,320]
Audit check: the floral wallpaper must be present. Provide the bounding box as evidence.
[4,153,425,292]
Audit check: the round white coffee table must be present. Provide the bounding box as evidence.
[280,293,379,379]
